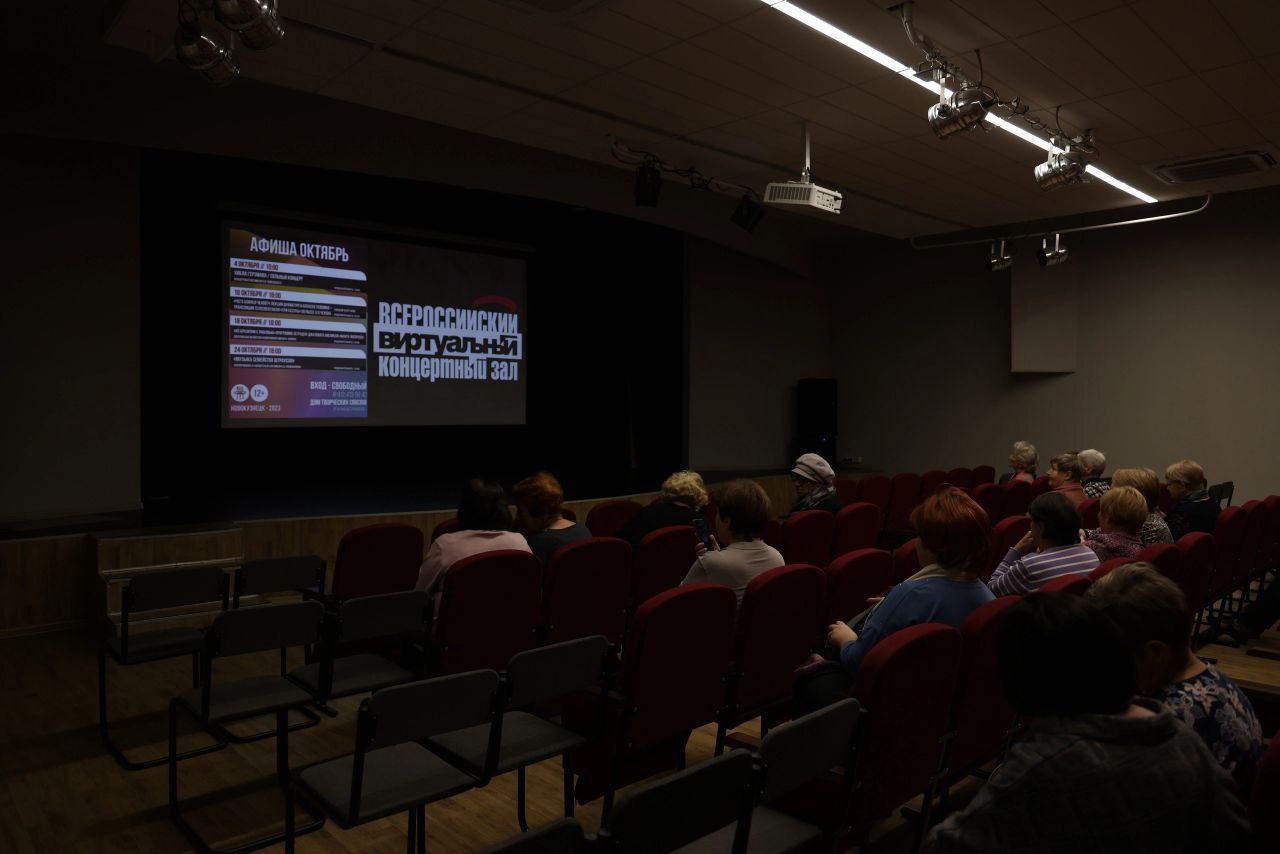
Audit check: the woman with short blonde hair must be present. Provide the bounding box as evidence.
[1007,441,1038,484]
[661,470,709,510]
[618,470,709,547]
[1108,467,1173,545]
[1083,486,1147,562]
[1163,459,1218,540]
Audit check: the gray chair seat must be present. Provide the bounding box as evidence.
[106,627,204,663]
[298,742,478,825]
[425,711,588,776]
[177,675,315,723]
[288,653,416,699]
[673,807,824,854]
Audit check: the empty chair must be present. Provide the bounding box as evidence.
[332,523,424,603]
[833,476,859,507]
[585,499,643,538]
[919,469,948,499]
[946,468,974,490]
[632,525,698,606]
[431,516,460,544]
[1079,497,1101,530]
[892,538,922,585]
[832,502,883,559]
[1002,479,1033,518]
[170,601,328,852]
[884,472,923,540]
[945,597,1020,788]
[780,509,836,568]
[563,584,737,817]
[426,636,609,832]
[855,474,892,517]
[287,670,501,853]
[98,565,230,770]
[972,483,1003,524]
[986,516,1031,581]
[542,537,632,646]
[971,465,996,487]
[716,565,826,754]
[1136,543,1183,586]
[483,818,588,854]
[1039,573,1093,595]
[1176,531,1216,621]
[823,549,895,626]
[434,550,542,675]
[1089,557,1130,581]
[233,555,325,608]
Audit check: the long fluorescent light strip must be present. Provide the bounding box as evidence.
[760,0,1158,204]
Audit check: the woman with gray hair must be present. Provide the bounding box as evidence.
[1079,448,1110,498]
[1004,441,1037,485]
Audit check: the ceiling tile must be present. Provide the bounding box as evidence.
[439,0,643,68]
[389,26,586,93]
[971,41,1086,113]
[1050,0,1129,23]
[1199,61,1280,120]
[1094,87,1190,135]
[651,41,805,109]
[1157,127,1216,158]
[1109,135,1168,164]
[674,0,768,24]
[1209,0,1280,60]
[564,71,740,134]
[1146,75,1241,127]
[1055,100,1145,145]
[608,0,722,40]
[824,82,927,137]
[947,0,1059,39]
[330,0,436,26]
[1198,118,1266,149]
[620,56,765,117]
[692,24,850,96]
[782,98,904,145]
[1014,25,1133,98]
[252,26,369,80]
[1070,6,1191,87]
[567,8,678,56]
[286,0,406,44]
[1131,0,1251,73]
[728,8,895,87]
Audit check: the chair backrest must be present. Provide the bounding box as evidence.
[600,751,754,854]
[1263,495,1280,571]
[364,669,500,749]
[431,516,460,544]
[1089,557,1130,581]
[208,599,325,658]
[948,597,1020,775]
[435,550,542,674]
[1209,505,1248,600]
[543,537,632,646]
[1250,725,1280,849]
[1135,543,1183,587]
[1209,481,1235,508]
[987,516,1031,581]
[945,467,974,490]
[1235,500,1266,586]
[891,538,921,585]
[233,555,324,605]
[758,698,860,802]
[823,548,894,625]
[729,565,826,715]
[632,525,698,606]
[332,523,424,603]
[781,510,836,568]
[885,473,922,534]
[621,584,737,748]
[482,818,587,854]
[1002,479,1033,518]
[1038,573,1093,595]
[124,565,228,615]
[760,518,783,551]
[855,475,892,518]
[971,465,996,487]
[971,483,1003,525]
[1030,475,1052,497]
[833,476,859,507]
[1078,497,1101,530]
[1176,531,1215,615]
[585,499,644,538]
[337,590,432,645]
[832,502,882,559]
[848,623,963,842]
[507,635,608,709]
[918,469,948,500]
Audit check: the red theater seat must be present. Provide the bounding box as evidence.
[987,516,1031,582]
[430,516,459,544]
[832,502,882,559]
[1136,542,1183,587]
[781,510,835,568]
[947,597,1020,781]
[632,525,698,606]
[1208,506,1248,606]
[433,549,541,675]
[1039,574,1093,595]
[823,548,894,626]
[1078,497,1101,530]
[884,473,922,539]
[585,499,643,538]
[1002,480,1033,518]
[972,483,1003,524]
[1030,476,1052,498]
[1089,557,1130,582]
[761,518,783,551]
[543,537,631,646]
[945,468,974,490]
[1176,532,1215,617]
[919,470,948,499]
[892,538,921,585]
[332,523,424,603]
[971,465,996,487]
[833,476,859,507]
[1235,500,1266,592]
[855,474,892,518]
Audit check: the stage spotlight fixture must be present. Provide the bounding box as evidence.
[1036,233,1068,267]
[731,194,765,233]
[214,0,285,50]
[929,88,993,139]
[1035,136,1090,191]
[987,239,1013,272]
[174,22,239,87]
[633,162,662,207]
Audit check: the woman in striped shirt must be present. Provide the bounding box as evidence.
[988,492,1099,596]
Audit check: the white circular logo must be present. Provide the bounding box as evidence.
[231,383,249,402]
[250,384,269,402]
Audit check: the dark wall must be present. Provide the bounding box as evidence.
[140,150,685,517]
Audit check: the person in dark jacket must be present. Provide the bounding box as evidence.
[1163,459,1219,540]
[617,470,707,548]
[513,471,591,564]
[789,453,841,514]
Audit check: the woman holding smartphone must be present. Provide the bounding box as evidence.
[681,479,783,607]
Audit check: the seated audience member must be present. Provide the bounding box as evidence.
[512,471,591,564]
[681,479,783,606]
[929,593,1251,853]
[988,492,1099,596]
[797,489,994,712]
[1047,452,1086,506]
[1004,440,1038,485]
[1082,486,1146,562]
[1106,467,1174,546]
[416,479,531,596]
[1078,448,1111,498]
[1089,564,1263,780]
[1164,459,1220,540]
[789,452,841,513]
[618,470,708,547]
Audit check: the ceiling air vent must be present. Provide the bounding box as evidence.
[1148,148,1278,184]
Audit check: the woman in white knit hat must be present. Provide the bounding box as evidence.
[790,452,841,514]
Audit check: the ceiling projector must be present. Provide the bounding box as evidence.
[764,122,842,215]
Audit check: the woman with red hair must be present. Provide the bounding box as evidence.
[797,488,996,711]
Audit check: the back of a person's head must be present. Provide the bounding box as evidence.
[1028,492,1081,546]
[1165,459,1207,491]
[1087,563,1190,656]
[1078,448,1106,477]
[457,478,512,531]
[999,593,1135,717]
[717,479,771,538]
[1100,486,1147,535]
[512,471,564,524]
[909,487,990,572]
[1111,467,1160,511]
[662,470,708,510]
[1009,440,1037,473]
[1050,452,1083,482]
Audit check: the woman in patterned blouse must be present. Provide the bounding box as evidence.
[1089,563,1263,782]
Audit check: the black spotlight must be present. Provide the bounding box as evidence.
[1036,233,1069,267]
[731,194,765,233]
[987,239,1013,272]
[634,162,662,207]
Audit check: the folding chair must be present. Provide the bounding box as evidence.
[426,635,610,832]
[287,670,501,853]
[168,600,327,853]
[98,565,229,770]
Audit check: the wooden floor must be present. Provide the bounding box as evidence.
[3,623,1276,854]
